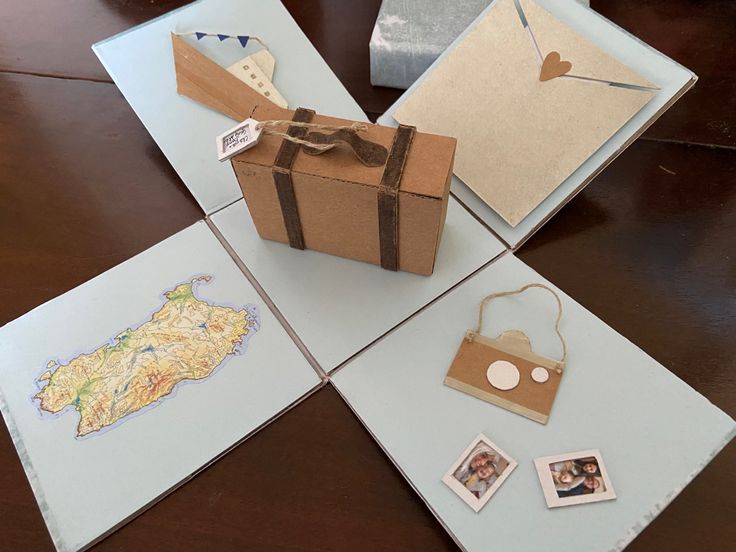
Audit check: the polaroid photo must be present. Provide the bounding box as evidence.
[442,433,517,512]
[534,449,616,508]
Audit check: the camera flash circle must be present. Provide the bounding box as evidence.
[531,367,549,383]
[486,360,520,390]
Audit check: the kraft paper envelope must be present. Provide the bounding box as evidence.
[394,0,656,227]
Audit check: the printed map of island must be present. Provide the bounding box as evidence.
[34,276,260,437]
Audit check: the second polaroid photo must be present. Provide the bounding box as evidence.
[442,433,517,512]
[534,449,616,508]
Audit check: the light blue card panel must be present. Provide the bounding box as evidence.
[93,0,367,215]
[0,222,321,552]
[333,253,735,552]
[378,0,696,248]
[211,198,506,372]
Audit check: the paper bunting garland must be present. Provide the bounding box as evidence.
[183,32,253,48]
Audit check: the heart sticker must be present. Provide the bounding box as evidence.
[539,51,573,82]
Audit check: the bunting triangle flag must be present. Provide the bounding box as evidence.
[217,34,229,42]
[195,32,206,40]
[237,35,250,48]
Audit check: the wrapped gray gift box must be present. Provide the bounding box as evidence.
[370,0,590,89]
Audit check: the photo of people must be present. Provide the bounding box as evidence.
[549,456,605,498]
[442,434,517,512]
[534,449,616,508]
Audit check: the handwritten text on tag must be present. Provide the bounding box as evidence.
[216,118,262,162]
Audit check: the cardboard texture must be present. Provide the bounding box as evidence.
[172,34,457,275]
[394,0,655,227]
[445,282,567,423]
[446,331,562,424]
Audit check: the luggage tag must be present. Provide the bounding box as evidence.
[444,283,567,424]
[216,118,386,165]
[216,118,263,161]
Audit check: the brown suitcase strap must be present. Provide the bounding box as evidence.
[273,111,415,269]
[272,107,316,250]
[378,124,416,271]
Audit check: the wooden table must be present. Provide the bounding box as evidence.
[0,1,733,550]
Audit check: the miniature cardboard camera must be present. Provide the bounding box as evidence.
[444,285,566,424]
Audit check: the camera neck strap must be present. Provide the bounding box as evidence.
[474,283,567,364]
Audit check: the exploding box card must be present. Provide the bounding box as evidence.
[382,0,696,246]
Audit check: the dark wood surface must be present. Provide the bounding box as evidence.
[594,0,736,148]
[0,1,733,550]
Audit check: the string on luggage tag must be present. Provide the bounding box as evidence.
[181,32,379,160]
[216,117,381,164]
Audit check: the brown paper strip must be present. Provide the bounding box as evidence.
[171,33,290,122]
[273,107,316,250]
[378,125,416,271]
